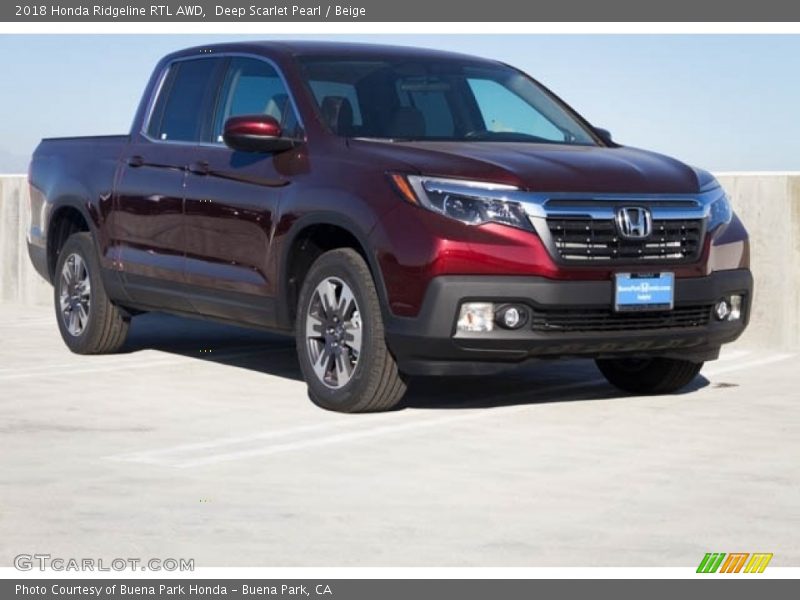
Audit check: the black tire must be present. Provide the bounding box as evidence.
[54,232,130,354]
[595,357,703,395]
[295,248,407,413]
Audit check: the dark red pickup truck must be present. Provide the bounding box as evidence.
[28,41,752,412]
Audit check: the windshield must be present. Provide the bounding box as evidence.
[297,56,598,145]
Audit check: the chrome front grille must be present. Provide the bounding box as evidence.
[546,217,704,263]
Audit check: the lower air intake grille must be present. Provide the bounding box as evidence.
[547,218,703,263]
[530,305,712,333]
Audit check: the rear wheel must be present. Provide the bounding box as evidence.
[295,248,406,413]
[595,357,703,394]
[54,232,130,354]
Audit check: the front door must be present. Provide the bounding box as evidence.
[182,56,305,327]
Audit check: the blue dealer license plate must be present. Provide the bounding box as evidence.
[614,272,674,312]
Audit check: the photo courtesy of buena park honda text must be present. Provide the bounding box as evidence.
[0,1,798,598]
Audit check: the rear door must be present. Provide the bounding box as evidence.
[182,56,305,326]
[111,57,224,310]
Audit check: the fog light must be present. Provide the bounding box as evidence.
[496,305,528,329]
[503,307,521,328]
[457,302,494,333]
[729,294,742,321]
[714,299,730,321]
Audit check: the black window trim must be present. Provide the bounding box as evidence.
[140,52,306,148]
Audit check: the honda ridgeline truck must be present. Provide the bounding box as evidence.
[28,42,752,412]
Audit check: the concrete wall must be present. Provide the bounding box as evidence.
[1,174,799,349]
[717,174,800,350]
[0,175,51,306]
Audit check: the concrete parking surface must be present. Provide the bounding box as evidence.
[0,302,798,567]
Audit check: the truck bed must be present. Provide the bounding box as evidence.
[27,134,131,282]
[30,134,129,196]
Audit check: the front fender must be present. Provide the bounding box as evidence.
[274,209,391,329]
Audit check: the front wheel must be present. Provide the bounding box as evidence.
[595,357,703,395]
[295,248,407,413]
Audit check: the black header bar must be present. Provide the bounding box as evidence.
[3,0,800,22]
[4,578,798,600]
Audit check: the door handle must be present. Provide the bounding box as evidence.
[126,155,144,168]
[188,161,209,175]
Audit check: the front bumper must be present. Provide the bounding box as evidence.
[385,269,753,375]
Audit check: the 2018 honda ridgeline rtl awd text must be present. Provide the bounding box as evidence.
[27,42,752,412]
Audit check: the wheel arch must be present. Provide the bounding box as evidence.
[46,198,97,282]
[277,212,389,329]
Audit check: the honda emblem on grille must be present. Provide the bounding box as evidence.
[615,207,653,239]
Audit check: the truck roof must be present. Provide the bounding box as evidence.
[164,40,500,65]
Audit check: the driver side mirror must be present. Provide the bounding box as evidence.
[593,127,614,145]
[222,115,295,153]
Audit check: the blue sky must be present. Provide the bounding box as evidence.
[0,34,798,172]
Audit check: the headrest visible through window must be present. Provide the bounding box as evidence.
[320,96,354,135]
[386,106,426,139]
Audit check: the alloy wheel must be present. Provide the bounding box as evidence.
[305,277,362,388]
[59,253,91,336]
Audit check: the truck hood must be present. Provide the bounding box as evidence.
[351,139,702,194]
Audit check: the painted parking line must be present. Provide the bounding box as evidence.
[0,358,190,381]
[0,346,757,380]
[0,354,181,375]
[703,352,795,377]
[0,317,55,328]
[711,349,752,363]
[105,377,609,468]
[102,351,796,469]
[0,345,294,380]
[0,322,754,378]
[107,420,354,465]
[172,411,532,468]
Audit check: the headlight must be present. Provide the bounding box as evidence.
[389,174,533,231]
[708,192,733,231]
[702,180,733,232]
[697,171,733,233]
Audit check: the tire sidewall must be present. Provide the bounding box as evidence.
[295,249,382,411]
[53,233,105,353]
[596,357,702,394]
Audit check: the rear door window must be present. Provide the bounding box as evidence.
[147,58,223,142]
